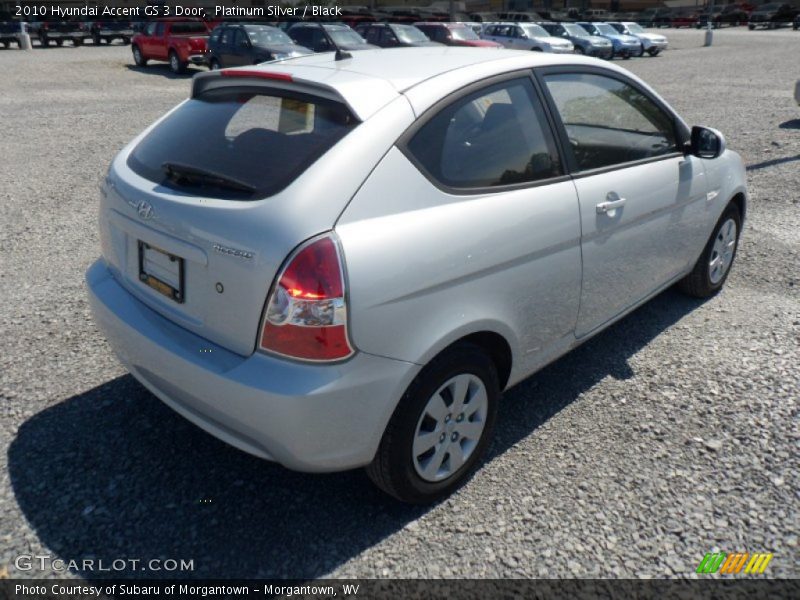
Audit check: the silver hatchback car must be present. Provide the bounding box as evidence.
[88,48,747,503]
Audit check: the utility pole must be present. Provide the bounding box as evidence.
[704,0,714,46]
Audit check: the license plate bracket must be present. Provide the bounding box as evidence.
[137,240,185,303]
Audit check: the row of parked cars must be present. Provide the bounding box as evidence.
[128,18,672,74]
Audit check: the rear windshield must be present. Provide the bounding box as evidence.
[170,22,208,35]
[128,89,358,199]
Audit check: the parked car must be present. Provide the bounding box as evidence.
[415,22,502,47]
[355,22,441,47]
[581,8,610,22]
[539,21,614,58]
[495,11,544,22]
[795,79,800,104]
[577,21,643,58]
[669,8,699,28]
[795,12,800,29]
[748,3,799,29]
[469,12,500,22]
[607,21,668,56]
[637,7,673,27]
[88,18,135,45]
[132,19,211,73]
[207,24,311,69]
[35,19,90,47]
[696,4,750,28]
[88,47,747,504]
[0,20,19,48]
[287,22,377,52]
[481,22,574,53]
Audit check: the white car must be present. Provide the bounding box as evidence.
[481,22,574,53]
[609,21,669,56]
[88,48,746,503]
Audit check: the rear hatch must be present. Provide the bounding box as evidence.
[100,80,360,356]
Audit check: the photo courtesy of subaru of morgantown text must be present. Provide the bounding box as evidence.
[1,0,798,588]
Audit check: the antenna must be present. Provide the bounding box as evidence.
[335,49,353,61]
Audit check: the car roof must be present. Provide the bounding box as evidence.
[193,47,639,121]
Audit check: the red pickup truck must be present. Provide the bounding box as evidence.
[131,19,210,74]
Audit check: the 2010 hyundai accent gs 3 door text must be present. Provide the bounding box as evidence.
[87,48,747,504]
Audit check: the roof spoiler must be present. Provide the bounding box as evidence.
[191,69,356,116]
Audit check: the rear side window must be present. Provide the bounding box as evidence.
[543,73,678,171]
[128,90,358,199]
[406,78,562,189]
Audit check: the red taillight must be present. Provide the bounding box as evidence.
[259,234,354,362]
[220,70,293,82]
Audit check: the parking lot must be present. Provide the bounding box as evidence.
[0,27,798,579]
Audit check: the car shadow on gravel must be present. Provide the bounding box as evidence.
[9,288,704,580]
[125,64,205,80]
[778,119,800,130]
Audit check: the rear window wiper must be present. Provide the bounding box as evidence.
[162,162,256,195]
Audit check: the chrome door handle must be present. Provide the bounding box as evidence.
[596,197,627,214]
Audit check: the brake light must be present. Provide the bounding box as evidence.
[221,70,293,82]
[259,234,354,362]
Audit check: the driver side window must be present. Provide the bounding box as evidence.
[543,72,678,171]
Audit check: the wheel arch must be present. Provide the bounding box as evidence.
[416,324,516,392]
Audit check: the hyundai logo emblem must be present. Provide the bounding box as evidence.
[137,201,154,220]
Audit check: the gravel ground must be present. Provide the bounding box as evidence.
[0,28,798,580]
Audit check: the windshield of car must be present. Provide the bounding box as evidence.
[244,26,293,46]
[128,90,358,199]
[563,23,590,36]
[520,24,550,38]
[448,25,479,40]
[594,23,618,35]
[328,29,367,45]
[391,24,429,43]
[625,23,644,33]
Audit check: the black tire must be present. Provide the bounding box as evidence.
[39,37,48,47]
[622,51,630,60]
[366,343,500,504]
[93,34,101,45]
[169,50,186,74]
[748,23,755,30]
[73,38,83,47]
[132,45,147,66]
[531,47,543,51]
[647,47,660,56]
[209,58,220,70]
[55,39,63,47]
[2,40,9,49]
[122,37,130,45]
[678,203,741,298]
[574,45,586,55]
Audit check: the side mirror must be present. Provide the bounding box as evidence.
[689,126,726,159]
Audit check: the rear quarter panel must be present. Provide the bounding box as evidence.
[336,148,583,385]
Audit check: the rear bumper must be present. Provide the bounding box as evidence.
[86,259,419,472]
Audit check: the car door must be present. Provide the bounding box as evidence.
[338,73,583,375]
[140,21,157,56]
[230,28,251,66]
[151,22,166,60]
[539,68,709,337]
